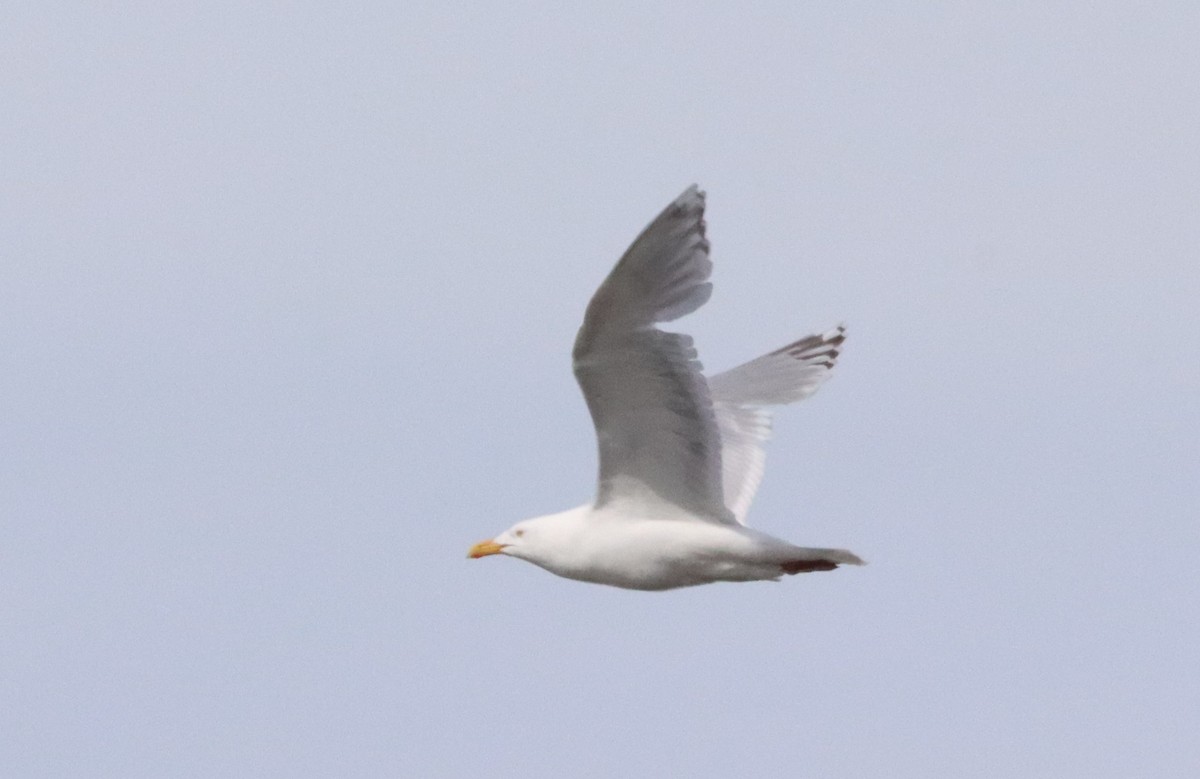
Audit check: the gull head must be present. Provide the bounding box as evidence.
[467,520,542,564]
[467,508,588,567]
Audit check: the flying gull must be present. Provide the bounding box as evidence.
[468,186,864,590]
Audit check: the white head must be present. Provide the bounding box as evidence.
[467,507,589,571]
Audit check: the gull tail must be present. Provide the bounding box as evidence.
[779,546,865,575]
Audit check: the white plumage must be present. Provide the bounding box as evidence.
[468,186,863,590]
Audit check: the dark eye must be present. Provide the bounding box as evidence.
[514,529,525,538]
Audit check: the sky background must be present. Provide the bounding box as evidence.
[3,3,1198,777]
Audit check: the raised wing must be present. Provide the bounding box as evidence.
[572,186,733,523]
[707,326,846,524]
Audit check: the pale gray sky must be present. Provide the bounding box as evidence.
[3,3,1198,777]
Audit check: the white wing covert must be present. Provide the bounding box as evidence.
[572,186,734,524]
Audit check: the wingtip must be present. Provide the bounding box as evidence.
[769,325,847,364]
[675,184,706,210]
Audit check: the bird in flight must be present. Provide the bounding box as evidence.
[469,186,863,590]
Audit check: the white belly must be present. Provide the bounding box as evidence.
[536,518,791,591]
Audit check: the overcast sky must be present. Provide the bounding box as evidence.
[3,3,1198,777]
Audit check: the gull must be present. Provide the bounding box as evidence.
[468,186,864,590]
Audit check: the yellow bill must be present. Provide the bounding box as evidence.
[467,540,506,559]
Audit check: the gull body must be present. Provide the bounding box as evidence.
[469,186,864,590]
[481,504,859,591]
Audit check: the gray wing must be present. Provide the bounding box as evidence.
[707,326,846,524]
[572,186,734,524]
